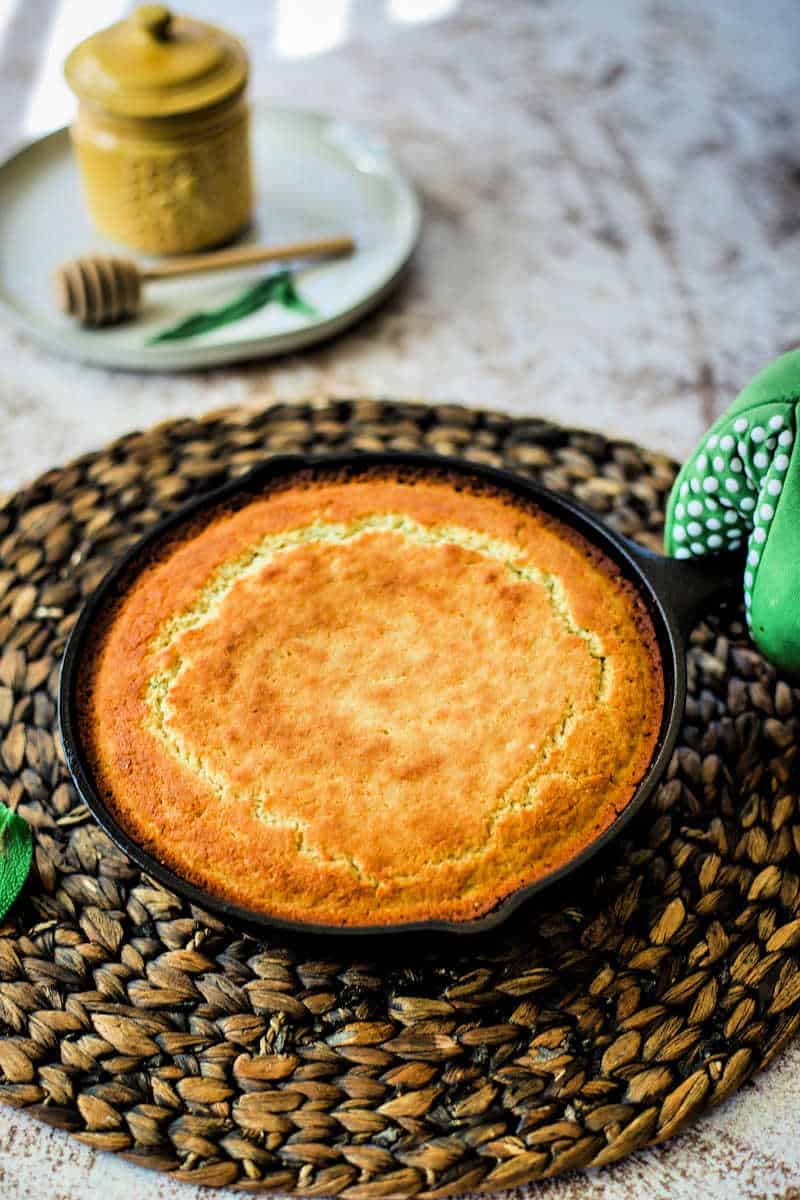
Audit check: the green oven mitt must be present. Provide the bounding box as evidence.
[665,349,800,674]
[0,803,32,921]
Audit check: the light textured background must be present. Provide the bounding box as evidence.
[1,1,799,1197]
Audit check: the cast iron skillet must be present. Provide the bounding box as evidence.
[58,451,742,937]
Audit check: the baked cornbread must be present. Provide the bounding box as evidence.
[79,467,664,927]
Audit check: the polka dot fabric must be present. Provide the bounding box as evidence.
[665,349,800,674]
[666,404,793,615]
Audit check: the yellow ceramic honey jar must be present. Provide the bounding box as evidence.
[64,5,253,255]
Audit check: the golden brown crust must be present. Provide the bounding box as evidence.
[80,469,664,926]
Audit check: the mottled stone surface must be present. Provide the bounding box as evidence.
[1,1,799,1197]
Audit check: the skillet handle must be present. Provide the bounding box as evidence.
[623,542,743,638]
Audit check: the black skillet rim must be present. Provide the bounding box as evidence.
[58,450,685,937]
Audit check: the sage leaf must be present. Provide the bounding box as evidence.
[149,270,317,344]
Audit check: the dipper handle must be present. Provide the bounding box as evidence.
[142,236,355,281]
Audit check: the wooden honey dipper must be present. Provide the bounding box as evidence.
[53,235,356,326]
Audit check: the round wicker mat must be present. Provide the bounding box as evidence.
[1,399,799,1195]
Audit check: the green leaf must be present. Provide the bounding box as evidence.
[0,803,32,922]
[148,270,318,344]
[268,273,317,317]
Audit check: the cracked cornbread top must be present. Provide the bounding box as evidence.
[80,468,663,927]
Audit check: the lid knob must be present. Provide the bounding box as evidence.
[133,4,172,41]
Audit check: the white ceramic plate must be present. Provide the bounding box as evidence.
[0,106,420,371]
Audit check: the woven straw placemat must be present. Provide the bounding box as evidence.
[1,399,798,1194]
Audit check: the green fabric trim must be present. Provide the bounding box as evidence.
[725,348,800,418]
[664,352,800,675]
[749,434,800,672]
[0,802,32,922]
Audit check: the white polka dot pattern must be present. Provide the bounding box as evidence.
[666,406,795,628]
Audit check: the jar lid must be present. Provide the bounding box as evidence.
[64,5,248,118]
